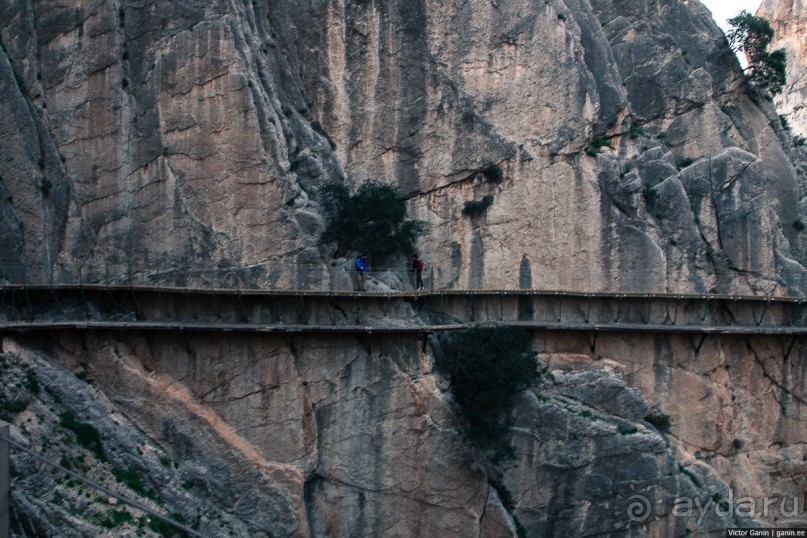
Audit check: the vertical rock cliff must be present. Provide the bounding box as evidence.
[5,326,806,536]
[0,0,342,286]
[291,0,807,293]
[0,0,805,292]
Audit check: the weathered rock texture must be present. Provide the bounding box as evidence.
[293,0,807,293]
[0,0,341,287]
[759,0,807,138]
[4,327,806,536]
[0,0,805,292]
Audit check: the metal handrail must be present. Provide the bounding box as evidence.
[2,260,806,298]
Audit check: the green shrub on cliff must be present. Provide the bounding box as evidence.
[60,411,104,459]
[727,11,786,95]
[480,163,503,183]
[319,180,426,262]
[443,326,539,463]
[645,410,672,433]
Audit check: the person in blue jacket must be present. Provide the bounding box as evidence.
[355,254,368,291]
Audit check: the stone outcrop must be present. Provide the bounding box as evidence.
[0,0,341,287]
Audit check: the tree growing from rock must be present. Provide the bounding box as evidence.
[727,11,787,95]
[319,180,426,262]
[443,326,540,464]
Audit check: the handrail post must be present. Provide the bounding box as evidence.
[1,421,9,538]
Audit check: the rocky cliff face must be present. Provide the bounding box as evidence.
[1,0,805,292]
[296,0,807,293]
[0,0,341,287]
[759,0,807,138]
[2,0,807,536]
[4,326,806,536]
[757,0,807,248]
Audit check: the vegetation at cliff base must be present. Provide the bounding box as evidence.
[727,11,786,95]
[319,180,427,261]
[112,466,157,500]
[645,409,672,433]
[60,411,104,459]
[443,326,540,463]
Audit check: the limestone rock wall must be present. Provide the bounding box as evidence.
[4,328,805,536]
[0,0,805,292]
[0,0,340,286]
[291,0,807,293]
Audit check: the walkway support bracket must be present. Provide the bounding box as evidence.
[1,421,9,538]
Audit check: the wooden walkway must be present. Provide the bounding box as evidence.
[1,284,805,336]
[1,319,806,335]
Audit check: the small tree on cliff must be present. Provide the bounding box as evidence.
[319,180,426,262]
[443,326,540,464]
[727,11,787,95]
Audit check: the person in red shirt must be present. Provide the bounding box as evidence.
[412,255,424,290]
